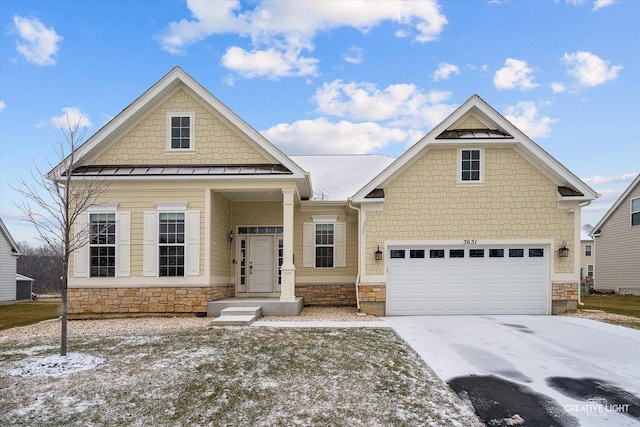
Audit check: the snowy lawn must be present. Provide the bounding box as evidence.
[0,326,479,426]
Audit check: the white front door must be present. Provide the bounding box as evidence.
[249,236,275,293]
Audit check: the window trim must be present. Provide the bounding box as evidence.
[587,264,594,278]
[584,244,592,256]
[167,112,194,151]
[458,148,484,184]
[314,222,335,269]
[631,197,640,226]
[88,212,117,278]
[158,211,186,277]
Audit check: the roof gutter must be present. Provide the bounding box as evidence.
[347,197,361,311]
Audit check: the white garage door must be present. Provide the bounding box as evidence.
[387,245,548,315]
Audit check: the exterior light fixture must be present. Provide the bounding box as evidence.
[558,241,569,258]
[375,245,383,261]
[227,231,234,248]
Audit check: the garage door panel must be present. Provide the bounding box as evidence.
[387,244,548,315]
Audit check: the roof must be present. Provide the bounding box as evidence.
[590,173,640,236]
[291,155,395,201]
[353,94,599,203]
[49,66,311,198]
[0,218,20,256]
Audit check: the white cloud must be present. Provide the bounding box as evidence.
[262,118,407,155]
[433,62,460,81]
[550,82,567,93]
[493,59,538,90]
[504,102,557,138]
[41,107,92,130]
[0,101,5,112]
[581,173,637,185]
[313,80,455,128]
[562,51,622,87]
[593,0,615,10]
[221,46,319,79]
[12,15,62,66]
[159,0,447,79]
[343,46,364,65]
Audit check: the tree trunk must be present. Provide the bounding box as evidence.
[61,261,68,356]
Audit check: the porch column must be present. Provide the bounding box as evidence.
[280,188,296,302]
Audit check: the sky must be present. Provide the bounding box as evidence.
[1,0,638,244]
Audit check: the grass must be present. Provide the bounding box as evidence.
[0,301,61,331]
[0,326,480,427]
[580,294,640,318]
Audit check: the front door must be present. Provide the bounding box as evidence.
[249,236,275,293]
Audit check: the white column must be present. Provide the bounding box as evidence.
[280,188,296,302]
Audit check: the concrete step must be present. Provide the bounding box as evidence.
[211,306,262,326]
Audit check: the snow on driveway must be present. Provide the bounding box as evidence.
[384,315,640,427]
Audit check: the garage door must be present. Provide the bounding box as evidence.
[387,245,548,315]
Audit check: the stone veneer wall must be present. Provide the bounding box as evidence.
[551,282,579,314]
[68,285,234,318]
[358,285,386,316]
[296,284,356,306]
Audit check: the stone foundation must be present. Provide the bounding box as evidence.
[358,285,386,316]
[295,284,356,306]
[68,284,234,318]
[551,282,579,314]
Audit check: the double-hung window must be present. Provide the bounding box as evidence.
[632,198,640,226]
[460,149,482,182]
[585,245,592,256]
[89,213,116,277]
[315,223,334,268]
[168,113,193,150]
[158,212,185,277]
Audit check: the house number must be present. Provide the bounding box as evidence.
[463,240,477,245]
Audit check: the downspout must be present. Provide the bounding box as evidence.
[348,198,361,311]
[577,200,592,306]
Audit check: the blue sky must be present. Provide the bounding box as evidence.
[1,0,638,243]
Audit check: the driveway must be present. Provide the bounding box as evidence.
[384,315,640,427]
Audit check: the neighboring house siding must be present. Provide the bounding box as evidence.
[365,147,576,276]
[594,184,640,292]
[93,88,269,166]
[0,232,17,302]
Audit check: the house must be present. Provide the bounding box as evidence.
[590,174,640,294]
[52,67,597,317]
[0,218,20,303]
[580,229,594,290]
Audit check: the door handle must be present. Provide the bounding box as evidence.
[249,262,253,274]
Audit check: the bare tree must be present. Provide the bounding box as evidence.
[13,118,108,356]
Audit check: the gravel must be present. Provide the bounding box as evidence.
[0,306,378,342]
[562,309,640,326]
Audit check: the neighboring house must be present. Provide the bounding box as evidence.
[590,174,640,294]
[0,218,20,303]
[580,229,594,290]
[52,67,597,317]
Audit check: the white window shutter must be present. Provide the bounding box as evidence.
[116,212,131,277]
[74,212,89,277]
[335,222,346,268]
[186,210,200,276]
[303,222,314,267]
[143,211,157,277]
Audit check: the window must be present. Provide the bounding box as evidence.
[632,198,640,226]
[450,249,465,258]
[587,265,594,277]
[158,212,185,277]
[89,213,116,277]
[509,249,524,258]
[585,245,592,256]
[489,249,504,258]
[460,149,481,182]
[390,250,405,259]
[315,223,334,268]
[469,249,485,258]
[430,249,445,258]
[529,248,544,257]
[410,250,425,259]
[168,113,193,150]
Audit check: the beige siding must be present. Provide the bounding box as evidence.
[211,192,232,279]
[594,184,640,291]
[365,147,575,275]
[580,240,594,281]
[93,88,270,165]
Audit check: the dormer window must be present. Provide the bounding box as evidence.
[168,113,193,150]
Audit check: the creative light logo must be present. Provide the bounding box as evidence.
[564,396,630,417]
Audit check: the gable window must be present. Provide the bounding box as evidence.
[460,149,482,182]
[158,212,185,277]
[632,198,640,226]
[315,223,334,268]
[89,213,116,277]
[585,245,592,256]
[168,113,193,150]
